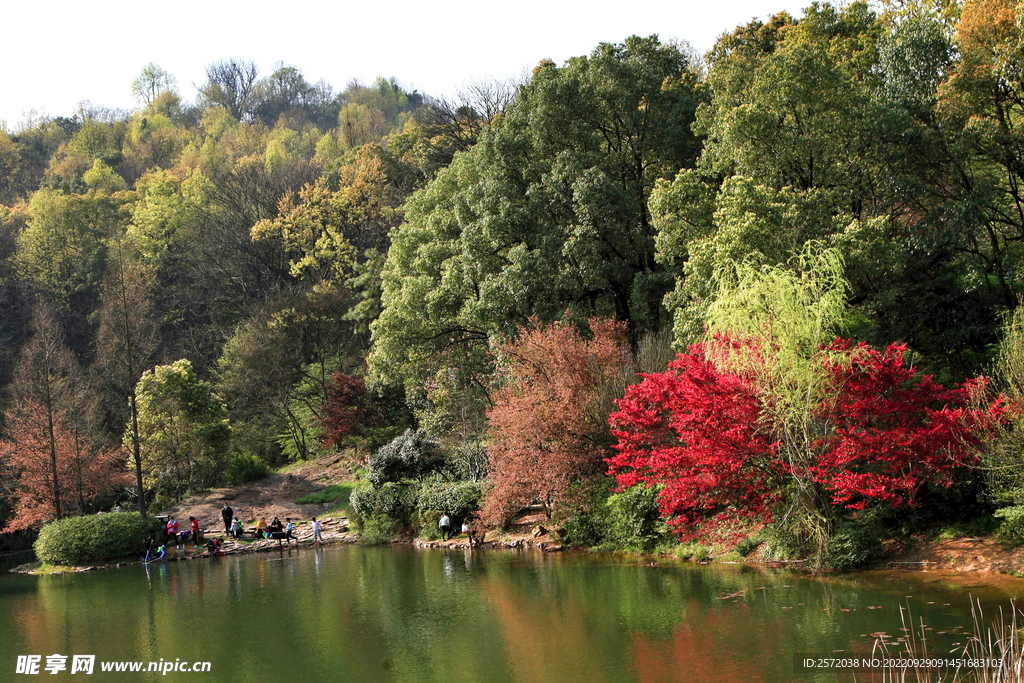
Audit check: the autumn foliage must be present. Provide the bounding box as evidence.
[608,339,1002,540]
[606,344,785,539]
[1,399,126,531]
[812,340,998,509]
[482,318,632,526]
[320,372,378,447]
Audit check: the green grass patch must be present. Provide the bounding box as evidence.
[296,483,354,507]
[933,515,998,543]
[273,460,309,475]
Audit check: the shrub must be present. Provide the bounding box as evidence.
[676,542,710,561]
[995,506,1024,545]
[350,482,416,520]
[35,513,161,566]
[552,479,611,548]
[675,542,698,560]
[296,484,354,507]
[419,509,443,540]
[366,429,442,486]
[735,536,763,558]
[818,507,903,571]
[416,481,482,519]
[224,451,270,486]
[759,527,802,562]
[605,484,668,552]
[823,532,872,573]
[359,514,399,546]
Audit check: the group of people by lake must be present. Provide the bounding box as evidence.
[143,506,479,566]
[145,508,304,563]
[221,505,299,543]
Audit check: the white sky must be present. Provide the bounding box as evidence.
[0,0,809,127]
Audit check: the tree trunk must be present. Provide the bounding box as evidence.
[129,390,147,518]
[45,398,61,520]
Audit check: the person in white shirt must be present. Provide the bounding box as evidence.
[439,513,451,541]
[312,517,323,546]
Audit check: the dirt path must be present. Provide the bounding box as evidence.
[890,536,1024,574]
[161,455,355,532]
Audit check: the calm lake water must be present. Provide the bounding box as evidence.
[1,545,1022,682]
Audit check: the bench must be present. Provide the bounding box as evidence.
[247,527,295,545]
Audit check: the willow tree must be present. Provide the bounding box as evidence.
[985,308,1024,504]
[705,243,850,553]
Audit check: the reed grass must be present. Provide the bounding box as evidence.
[856,598,1024,683]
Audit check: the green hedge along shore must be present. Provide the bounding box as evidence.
[34,512,162,566]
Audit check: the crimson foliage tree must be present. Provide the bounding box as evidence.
[608,339,1001,540]
[811,341,999,509]
[482,317,632,527]
[606,345,784,539]
[320,372,377,447]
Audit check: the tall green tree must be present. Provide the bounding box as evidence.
[95,237,157,516]
[370,36,704,426]
[132,359,231,503]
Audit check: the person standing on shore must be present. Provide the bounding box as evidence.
[167,517,179,549]
[439,513,451,541]
[312,517,323,546]
[190,516,200,547]
[221,504,233,533]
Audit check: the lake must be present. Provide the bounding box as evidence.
[1,545,1021,682]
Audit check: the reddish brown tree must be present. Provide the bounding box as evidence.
[1,399,126,531]
[482,317,632,526]
[7,303,79,521]
[320,372,377,447]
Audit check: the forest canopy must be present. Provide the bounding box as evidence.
[3,2,1024,568]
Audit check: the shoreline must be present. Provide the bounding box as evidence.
[11,530,1024,584]
[11,516,359,575]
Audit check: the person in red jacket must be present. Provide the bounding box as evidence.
[189,516,200,548]
[167,518,179,549]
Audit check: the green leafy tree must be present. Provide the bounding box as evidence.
[370,36,703,427]
[95,238,158,516]
[132,359,231,503]
[16,188,132,354]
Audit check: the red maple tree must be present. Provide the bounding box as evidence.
[607,339,1003,539]
[607,344,785,539]
[482,317,632,526]
[811,340,1000,509]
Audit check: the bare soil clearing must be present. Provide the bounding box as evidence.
[161,455,355,530]
[890,535,1024,575]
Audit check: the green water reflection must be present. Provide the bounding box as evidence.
[1,546,1021,682]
